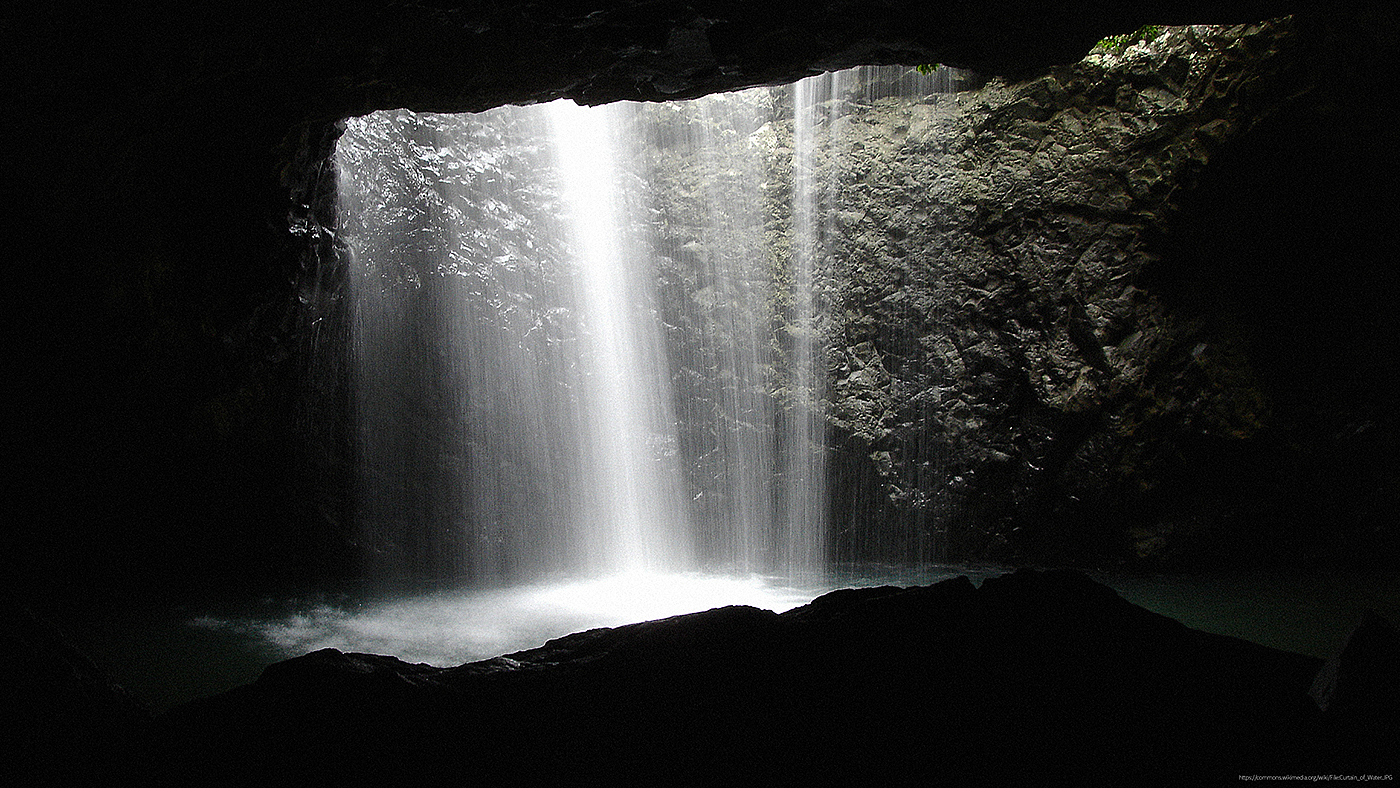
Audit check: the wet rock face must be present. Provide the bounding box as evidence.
[808,24,1292,562]
[786,17,1398,566]
[595,23,1305,568]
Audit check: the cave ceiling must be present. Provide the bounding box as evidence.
[19,1,1305,125]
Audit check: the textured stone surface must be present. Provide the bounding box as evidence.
[627,15,1398,567]
[810,23,1297,562]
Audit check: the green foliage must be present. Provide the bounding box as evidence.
[1092,24,1163,56]
[914,63,942,75]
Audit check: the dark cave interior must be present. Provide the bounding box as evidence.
[4,1,1399,782]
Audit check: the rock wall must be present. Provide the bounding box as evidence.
[807,23,1298,563]
[621,16,1400,569]
[791,18,1395,567]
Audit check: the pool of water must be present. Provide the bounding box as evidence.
[1094,568,1400,661]
[51,565,1399,712]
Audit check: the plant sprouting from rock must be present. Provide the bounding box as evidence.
[1093,25,1164,56]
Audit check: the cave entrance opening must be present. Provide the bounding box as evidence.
[286,64,972,666]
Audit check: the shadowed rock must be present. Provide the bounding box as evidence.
[1310,611,1400,771]
[1,599,153,787]
[140,570,1359,786]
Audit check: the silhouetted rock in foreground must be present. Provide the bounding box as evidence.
[1,599,152,786]
[1310,611,1400,772]
[142,570,1383,786]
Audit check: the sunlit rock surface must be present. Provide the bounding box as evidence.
[143,570,1360,786]
[812,22,1305,562]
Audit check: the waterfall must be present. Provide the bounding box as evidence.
[783,71,850,577]
[333,66,968,589]
[650,87,779,574]
[545,100,693,575]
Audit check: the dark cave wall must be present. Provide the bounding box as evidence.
[8,0,1393,593]
[1151,5,1400,566]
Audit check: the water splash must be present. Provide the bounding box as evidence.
[193,566,995,669]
